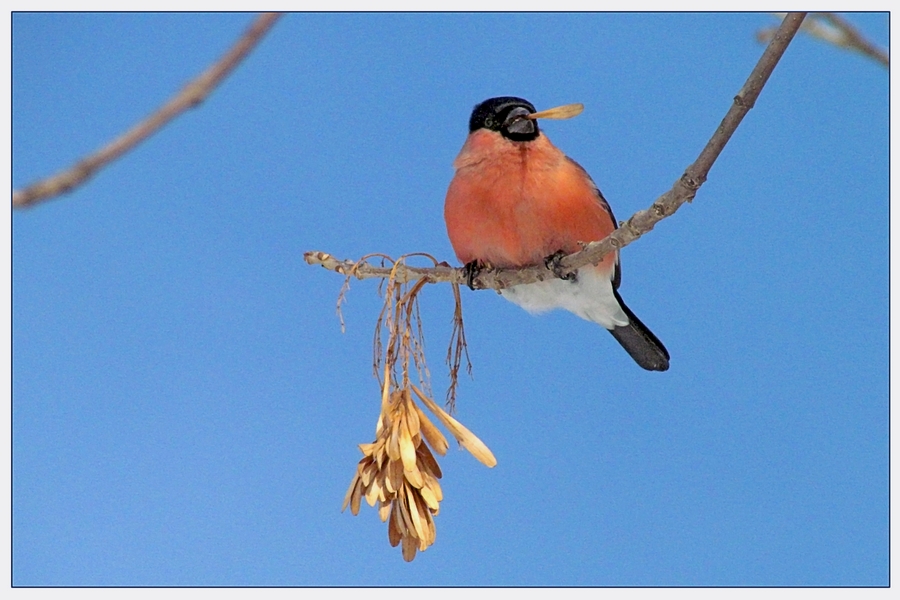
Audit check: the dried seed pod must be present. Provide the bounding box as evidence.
[398,417,418,474]
[385,457,403,494]
[418,480,440,512]
[344,377,495,560]
[416,441,443,479]
[413,402,449,456]
[404,462,424,489]
[412,384,497,468]
[388,504,402,547]
[423,472,443,503]
[527,102,584,120]
[405,485,427,542]
[401,533,417,562]
[378,500,391,523]
[341,471,362,515]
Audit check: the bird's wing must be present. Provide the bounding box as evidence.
[565,157,621,290]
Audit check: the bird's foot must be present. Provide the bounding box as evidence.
[544,250,577,281]
[462,260,485,290]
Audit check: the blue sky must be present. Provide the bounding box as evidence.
[12,12,889,586]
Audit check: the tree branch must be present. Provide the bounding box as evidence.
[758,12,888,68]
[12,12,284,209]
[305,12,807,289]
[819,12,889,67]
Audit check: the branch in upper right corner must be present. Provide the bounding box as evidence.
[757,12,888,68]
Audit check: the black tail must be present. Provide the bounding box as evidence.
[609,289,670,371]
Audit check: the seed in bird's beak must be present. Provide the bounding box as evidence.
[527,103,584,120]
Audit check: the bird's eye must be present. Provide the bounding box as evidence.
[484,116,495,129]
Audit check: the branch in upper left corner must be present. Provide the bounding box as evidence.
[12,12,283,209]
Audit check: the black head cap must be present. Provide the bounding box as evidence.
[468,96,540,142]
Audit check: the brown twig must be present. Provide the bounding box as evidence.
[758,12,888,68]
[819,12,889,67]
[305,13,807,290]
[12,12,284,209]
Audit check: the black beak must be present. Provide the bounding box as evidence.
[503,107,535,136]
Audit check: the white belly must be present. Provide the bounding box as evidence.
[499,267,629,330]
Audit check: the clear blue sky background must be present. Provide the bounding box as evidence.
[12,13,889,586]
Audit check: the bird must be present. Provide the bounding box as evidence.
[444,96,670,371]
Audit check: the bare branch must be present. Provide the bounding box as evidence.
[13,12,284,209]
[306,13,808,289]
[758,12,888,68]
[819,12,889,67]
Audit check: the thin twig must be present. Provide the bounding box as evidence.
[306,13,807,289]
[13,12,284,208]
[820,12,889,67]
[758,12,888,68]
[445,282,471,412]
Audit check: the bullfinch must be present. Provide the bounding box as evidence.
[444,96,670,371]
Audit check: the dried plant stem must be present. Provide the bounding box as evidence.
[13,12,283,208]
[445,282,471,412]
[307,13,807,290]
[344,255,492,561]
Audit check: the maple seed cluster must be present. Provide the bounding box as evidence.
[342,384,495,562]
[339,258,493,561]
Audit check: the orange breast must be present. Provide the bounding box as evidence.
[444,130,617,271]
